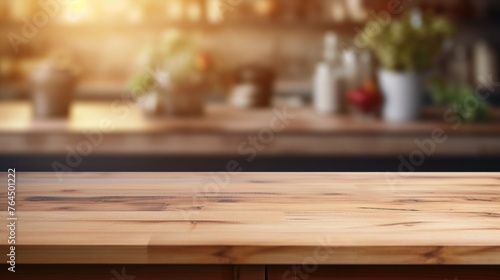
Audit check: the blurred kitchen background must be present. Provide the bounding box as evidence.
[0,0,499,172]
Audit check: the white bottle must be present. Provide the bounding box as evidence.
[474,40,498,88]
[313,32,340,115]
[342,49,359,91]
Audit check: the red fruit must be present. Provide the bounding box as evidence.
[347,88,382,113]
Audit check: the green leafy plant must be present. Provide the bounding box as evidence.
[361,13,454,72]
[430,81,491,123]
[129,30,210,96]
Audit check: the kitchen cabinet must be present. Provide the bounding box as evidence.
[4,265,500,279]
[268,266,500,280]
[0,265,236,280]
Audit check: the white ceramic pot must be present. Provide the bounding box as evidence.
[137,91,162,117]
[378,69,423,122]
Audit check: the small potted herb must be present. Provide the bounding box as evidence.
[129,30,211,117]
[360,11,453,122]
[430,81,490,123]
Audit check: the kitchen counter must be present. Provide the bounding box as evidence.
[1,172,499,266]
[0,101,499,156]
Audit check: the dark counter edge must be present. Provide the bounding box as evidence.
[1,154,499,172]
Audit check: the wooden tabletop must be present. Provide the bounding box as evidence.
[1,101,500,156]
[1,172,499,265]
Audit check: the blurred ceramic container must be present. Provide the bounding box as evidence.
[161,86,205,117]
[313,32,341,115]
[378,70,422,122]
[474,41,497,88]
[156,71,206,117]
[30,65,77,119]
[342,49,360,91]
[313,62,341,115]
[136,91,163,117]
[229,65,275,108]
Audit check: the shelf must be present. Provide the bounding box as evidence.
[0,101,499,157]
[0,19,365,32]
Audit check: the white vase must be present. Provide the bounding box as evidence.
[137,91,162,116]
[378,69,423,122]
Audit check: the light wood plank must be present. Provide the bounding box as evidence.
[0,172,499,264]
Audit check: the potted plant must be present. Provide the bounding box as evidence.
[129,30,211,117]
[360,11,453,122]
[430,81,490,123]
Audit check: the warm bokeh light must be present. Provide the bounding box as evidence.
[0,0,499,172]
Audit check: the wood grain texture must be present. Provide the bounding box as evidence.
[0,101,499,156]
[0,172,499,264]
